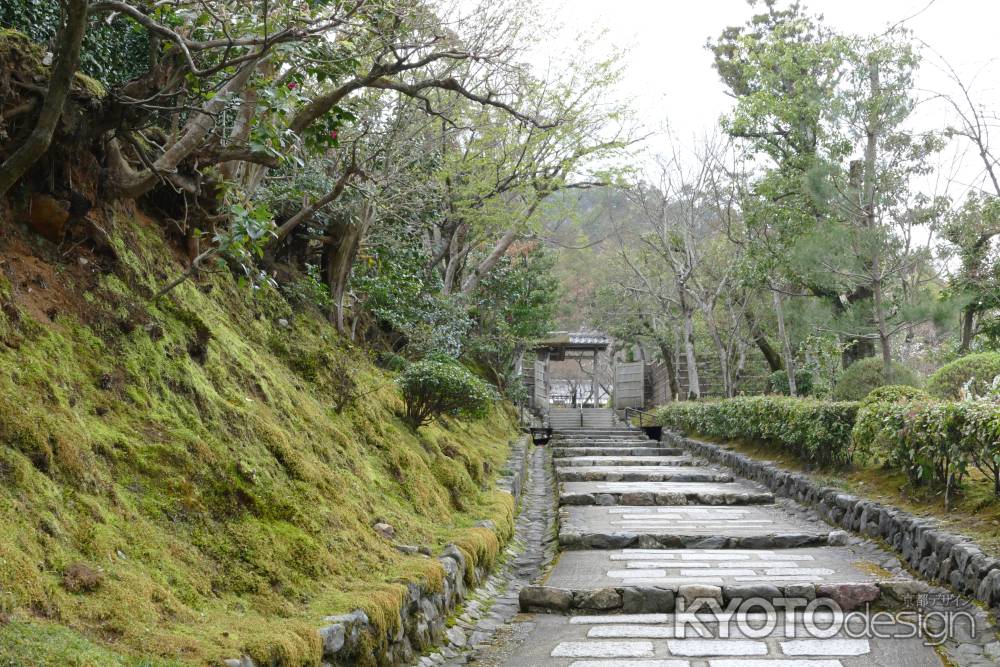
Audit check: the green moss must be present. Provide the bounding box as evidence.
[0,206,517,665]
[73,72,107,98]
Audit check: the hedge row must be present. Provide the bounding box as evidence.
[656,391,1000,498]
[853,398,1000,498]
[655,396,860,467]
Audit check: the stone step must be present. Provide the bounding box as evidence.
[496,609,943,665]
[551,438,656,444]
[543,547,898,591]
[550,429,626,435]
[559,482,773,507]
[552,447,685,457]
[559,505,831,551]
[556,467,734,483]
[557,456,697,467]
[550,440,663,449]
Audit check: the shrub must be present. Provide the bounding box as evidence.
[377,351,410,373]
[861,385,930,406]
[398,359,497,428]
[851,385,933,467]
[831,357,920,401]
[926,352,1000,400]
[852,398,968,502]
[656,396,859,467]
[960,401,1000,497]
[768,369,816,396]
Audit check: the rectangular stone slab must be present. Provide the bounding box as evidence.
[552,438,658,444]
[556,467,733,483]
[560,505,829,550]
[554,442,663,449]
[557,456,697,467]
[489,612,942,666]
[559,481,773,506]
[552,447,685,457]
[545,547,890,589]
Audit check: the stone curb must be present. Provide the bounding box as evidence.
[558,528,831,550]
[555,469,734,483]
[223,437,533,667]
[551,447,685,457]
[558,490,775,506]
[518,581,907,614]
[558,457,697,467]
[664,431,1000,616]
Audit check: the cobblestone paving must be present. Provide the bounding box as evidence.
[431,424,1000,667]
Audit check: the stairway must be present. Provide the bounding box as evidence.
[496,423,947,666]
[548,407,615,430]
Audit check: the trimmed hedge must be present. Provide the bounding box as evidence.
[831,357,920,401]
[852,398,1000,497]
[655,396,859,467]
[926,352,1000,399]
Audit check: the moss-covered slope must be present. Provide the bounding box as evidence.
[0,203,517,666]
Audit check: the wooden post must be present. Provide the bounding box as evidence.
[592,349,599,408]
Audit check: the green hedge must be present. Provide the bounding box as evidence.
[852,398,1000,497]
[655,396,859,467]
[926,352,1000,399]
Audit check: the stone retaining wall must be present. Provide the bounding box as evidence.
[224,437,532,667]
[663,431,1000,616]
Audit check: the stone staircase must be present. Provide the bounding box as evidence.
[548,407,616,430]
[504,423,949,667]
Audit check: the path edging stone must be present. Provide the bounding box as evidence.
[664,430,1000,615]
[518,581,902,614]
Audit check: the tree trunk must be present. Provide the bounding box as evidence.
[655,338,680,402]
[772,289,797,396]
[679,291,700,400]
[704,312,733,397]
[109,58,260,199]
[0,0,90,198]
[746,311,784,372]
[959,306,975,353]
[873,277,893,379]
[460,228,519,294]
[864,59,892,381]
[441,223,469,295]
[220,85,259,183]
[322,203,372,336]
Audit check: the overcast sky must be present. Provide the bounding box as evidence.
[528,0,1000,195]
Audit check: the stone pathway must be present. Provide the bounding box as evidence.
[451,423,1000,667]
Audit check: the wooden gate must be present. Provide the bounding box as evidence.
[614,361,644,410]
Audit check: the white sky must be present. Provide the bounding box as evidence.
[529,0,1000,196]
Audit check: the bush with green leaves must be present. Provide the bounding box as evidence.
[851,386,932,470]
[831,357,921,401]
[926,352,1000,399]
[656,396,859,467]
[768,369,815,396]
[852,393,1000,500]
[852,399,969,501]
[397,358,498,429]
[861,384,930,406]
[959,401,1000,497]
